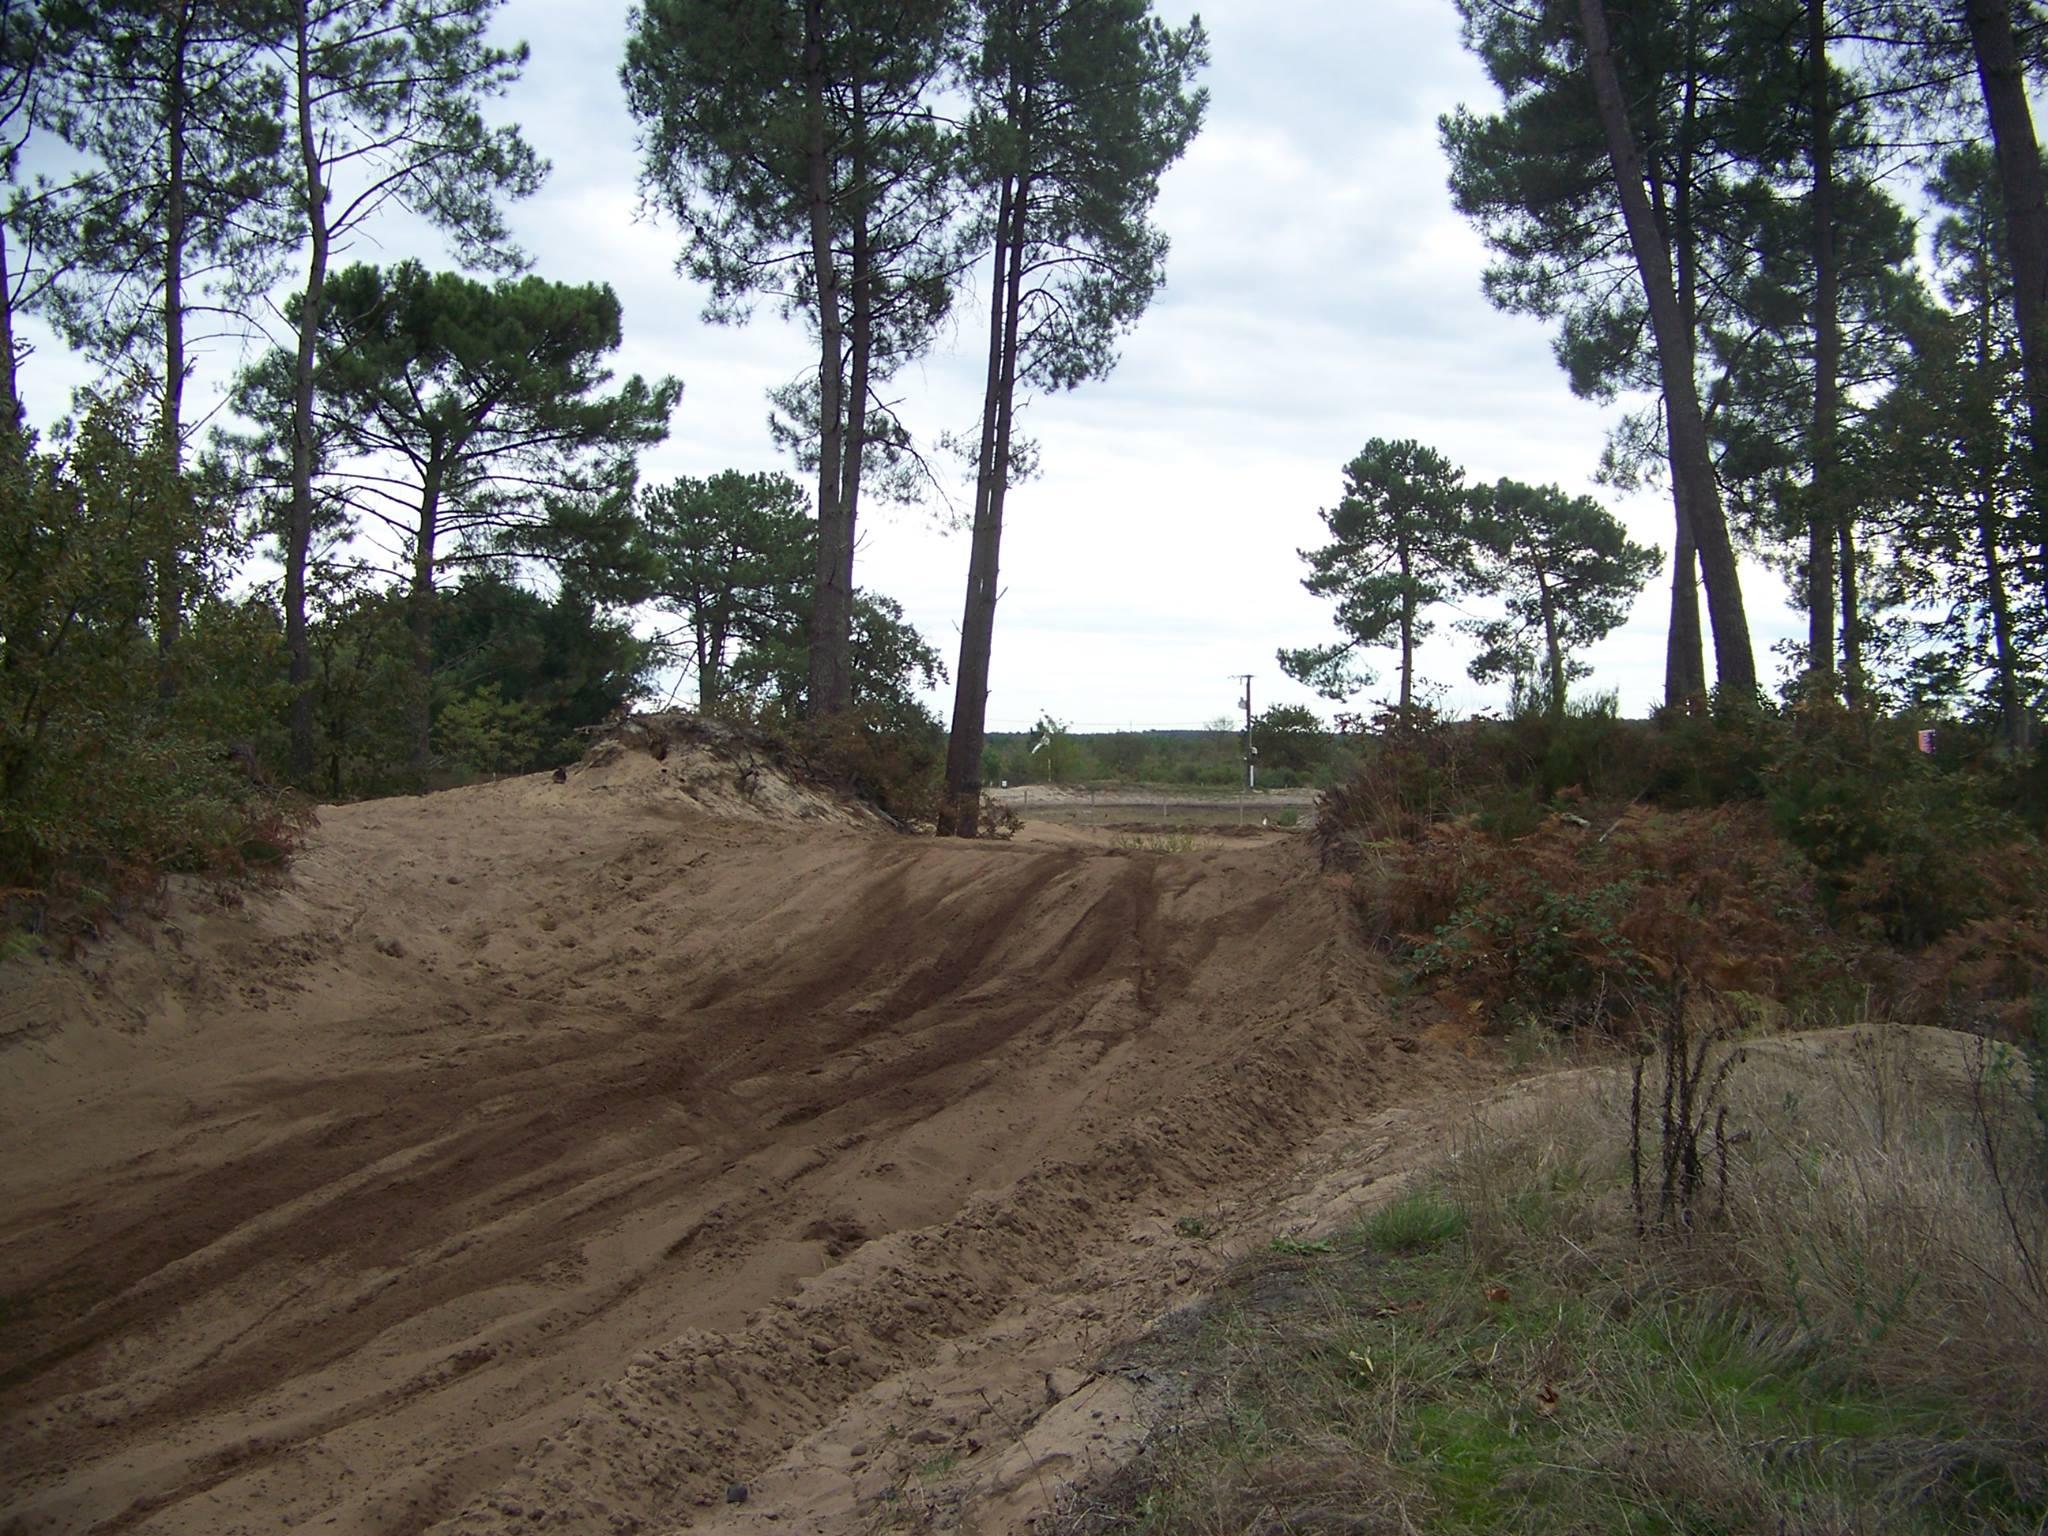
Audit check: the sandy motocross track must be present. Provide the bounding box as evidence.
[1,730,1479,1536]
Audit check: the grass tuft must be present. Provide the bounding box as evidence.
[1362,1188,1467,1254]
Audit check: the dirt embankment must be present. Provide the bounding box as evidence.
[0,732,1478,1536]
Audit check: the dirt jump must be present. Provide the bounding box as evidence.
[0,726,1480,1535]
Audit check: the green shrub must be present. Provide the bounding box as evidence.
[435,685,546,778]
[1365,1189,1468,1253]
[1765,699,2037,946]
[1,407,309,920]
[791,707,946,825]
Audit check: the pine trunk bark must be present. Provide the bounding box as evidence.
[1665,506,1705,705]
[1837,519,1864,705]
[155,4,191,698]
[802,0,851,717]
[1538,569,1564,717]
[285,0,329,780]
[1577,0,1756,701]
[942,172,1024,838]
[1662,17,1706,705]
[1397,538,1415,716]
[1965,0,2048,613]
[697,618,723,712]
[408,462,442,769]
[831,191,872,717]
[1978,447,2028,747]
[0,219,19,439]
[1807,0,1840,691]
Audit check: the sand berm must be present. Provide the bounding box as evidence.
[0,723,1482,1535]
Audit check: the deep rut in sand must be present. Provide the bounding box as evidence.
[0,748,1477,1535]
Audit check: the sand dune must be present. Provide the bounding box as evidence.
[1,730,1476,1535]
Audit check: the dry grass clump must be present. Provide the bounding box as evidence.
[1051,1024,2048,1535]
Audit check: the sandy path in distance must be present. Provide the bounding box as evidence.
[0,736,1479,1535]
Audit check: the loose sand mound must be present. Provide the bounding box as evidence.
[0,725,1478,1535]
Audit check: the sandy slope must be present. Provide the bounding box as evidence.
[0,733,1479,1535]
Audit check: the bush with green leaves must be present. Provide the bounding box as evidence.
[1,408,301,910]
[1765,698,2038,946]
[434,685,547,778]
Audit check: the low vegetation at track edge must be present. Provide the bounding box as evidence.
[1050,1021,2048,1536]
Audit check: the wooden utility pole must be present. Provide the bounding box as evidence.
[1235,674,1255,790]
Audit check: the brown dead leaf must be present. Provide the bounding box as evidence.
[1483,1285,1511,1305]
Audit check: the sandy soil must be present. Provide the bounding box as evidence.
[0,728,1480,1536]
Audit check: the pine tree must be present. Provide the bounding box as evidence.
[938,0,1206,835]
[1444,0,1758,705]
[22,0,290,687]
[641,470,814,712]
[271,0,543,778]
[1463,478,1663,717]
[624,0,963,717]
[250,260,676,765]
[1280,439,1479,718]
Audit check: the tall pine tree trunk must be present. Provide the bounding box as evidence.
[1978,452,2027,747]
[1538,568,1565,717]
[697,619,722,712]
[1965,0,2048,612]
[1808,0,1840,692]
[831,196,872,717]
[1837,520,1864,704]
[155,4,192,698]
[943,172,1024,838]
[802,0,851,717]
[284,0,330,781]
[408,463,442,769]
[0,220,19,440]
[1665,507,1705,705]
[1661,11,1706,704]
[1578,0,1756,701]
[1397,539,1415,715]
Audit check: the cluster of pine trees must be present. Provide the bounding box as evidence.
[622,0,1208,834]
[1432,0,2047,743]
[0,0,1211,894]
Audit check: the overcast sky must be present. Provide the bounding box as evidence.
[20,0,1810,732]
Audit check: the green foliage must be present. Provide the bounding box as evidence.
[725,589,946,739]
[1764,698,2038,947]
[1250,703,1326,777]
[960,0,1208,395]
[24,0,290,384]
[433,685,543,778]
[267,0,546,775]
[0,410,301,906]
[236,259,673,765]
[623,0,958,334]
[1364,1189,1468,1254]
[1058,1052,2048,1536]
[1461,478,1661,716]
[641,469,813,713]
[1413,864,1649,1023]
[302,581,417,799]
[789,705,946,827]
[1859,145,2041,744]
[252,259,677,604]
[624,0,962,709]
[431,571,654,768]
[1280,438,1477,709]
[1029,712,1072,783]
[1317,704,2048,1036]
